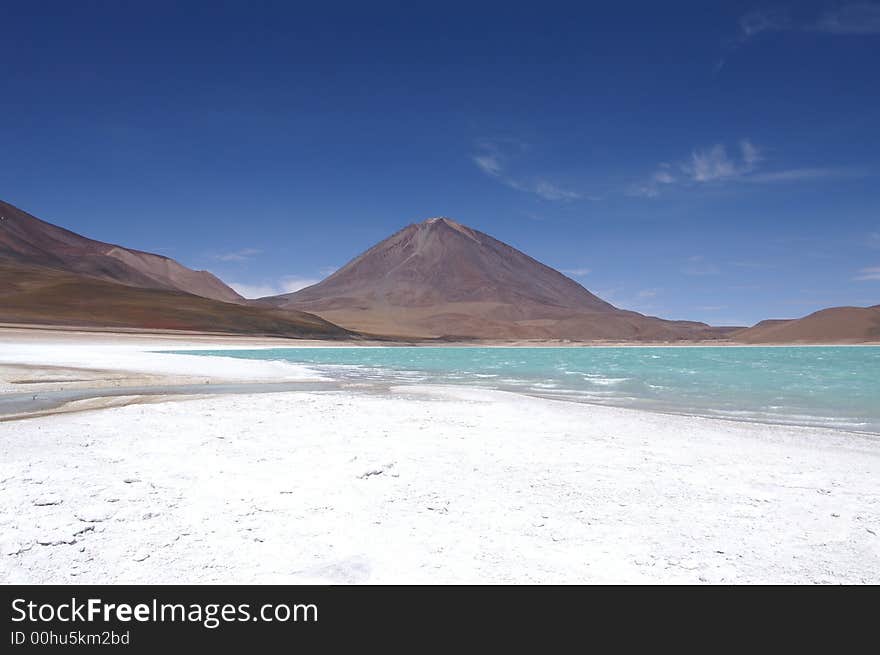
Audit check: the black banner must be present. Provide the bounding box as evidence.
[2,585,876,651]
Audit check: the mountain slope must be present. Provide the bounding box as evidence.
[0,199,242,302]
[0,262,352,338]
[264,217,734,340]
[734,306,880,343]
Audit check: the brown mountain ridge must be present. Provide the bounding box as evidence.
[0,262,352,338]
[0,200,352,339]
[733,305,880,343]
[0,199,241,302]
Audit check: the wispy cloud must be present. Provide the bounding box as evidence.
[854,266,880,280]
[813,3,880,34]
[471,141,582,201]
[715,2,880,73]
[632,140,759,197]
[214,247,262,263]
[740,3,880,37]
[277,276,322,293]
[737,7,793,38]
[227,282,281,299]
[632,140,859,197]
[227,272,332,299]
[629,165,678,197]
[747,168,855,183]
[718,4,880,71]
[684,140,759,182]
[560,267,591,278]
[473,153,503,177]
[531,181,581,201]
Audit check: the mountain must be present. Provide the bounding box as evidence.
[0,199,352,339]
[734,306,880,343]
[263,217,736,340]
[0,261,352,338]
[0,199,241,302]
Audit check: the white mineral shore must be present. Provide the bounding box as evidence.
[1,330,878,584]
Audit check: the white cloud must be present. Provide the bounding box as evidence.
[854,266,880,281]
[472,154,503,177]
[684,142,758,182]
[686,144,738,182]
[532,181,581,201]
[215,248,262,263]
[227,282,280,299]
[633,140,758,196]
[228,274,325,299]
[471,142,581,202]
[633,140,861,197]
[279,276,321,293]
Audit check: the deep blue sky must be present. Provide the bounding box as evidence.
[2,1,878,325]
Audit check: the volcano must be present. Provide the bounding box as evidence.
[263,217,733,340]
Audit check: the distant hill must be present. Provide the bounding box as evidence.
[734,306,880,343]
[0,199,352,339]
[0,262,352,338]
[0,199,242,302]
[263,217,736,340]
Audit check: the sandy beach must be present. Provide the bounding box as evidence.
[1,328,878,584]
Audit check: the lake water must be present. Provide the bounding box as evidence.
[168,346,880,434]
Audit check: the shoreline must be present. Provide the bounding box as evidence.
[1,327,877,434]
[2,324,879,348]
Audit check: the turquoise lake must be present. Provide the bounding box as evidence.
[170,347,880,434]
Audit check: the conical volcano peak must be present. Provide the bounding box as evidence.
[263,216,734,340]
[417,216,479,240]
[264,215,653,338]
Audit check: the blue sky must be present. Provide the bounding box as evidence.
[1,1,878,325]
